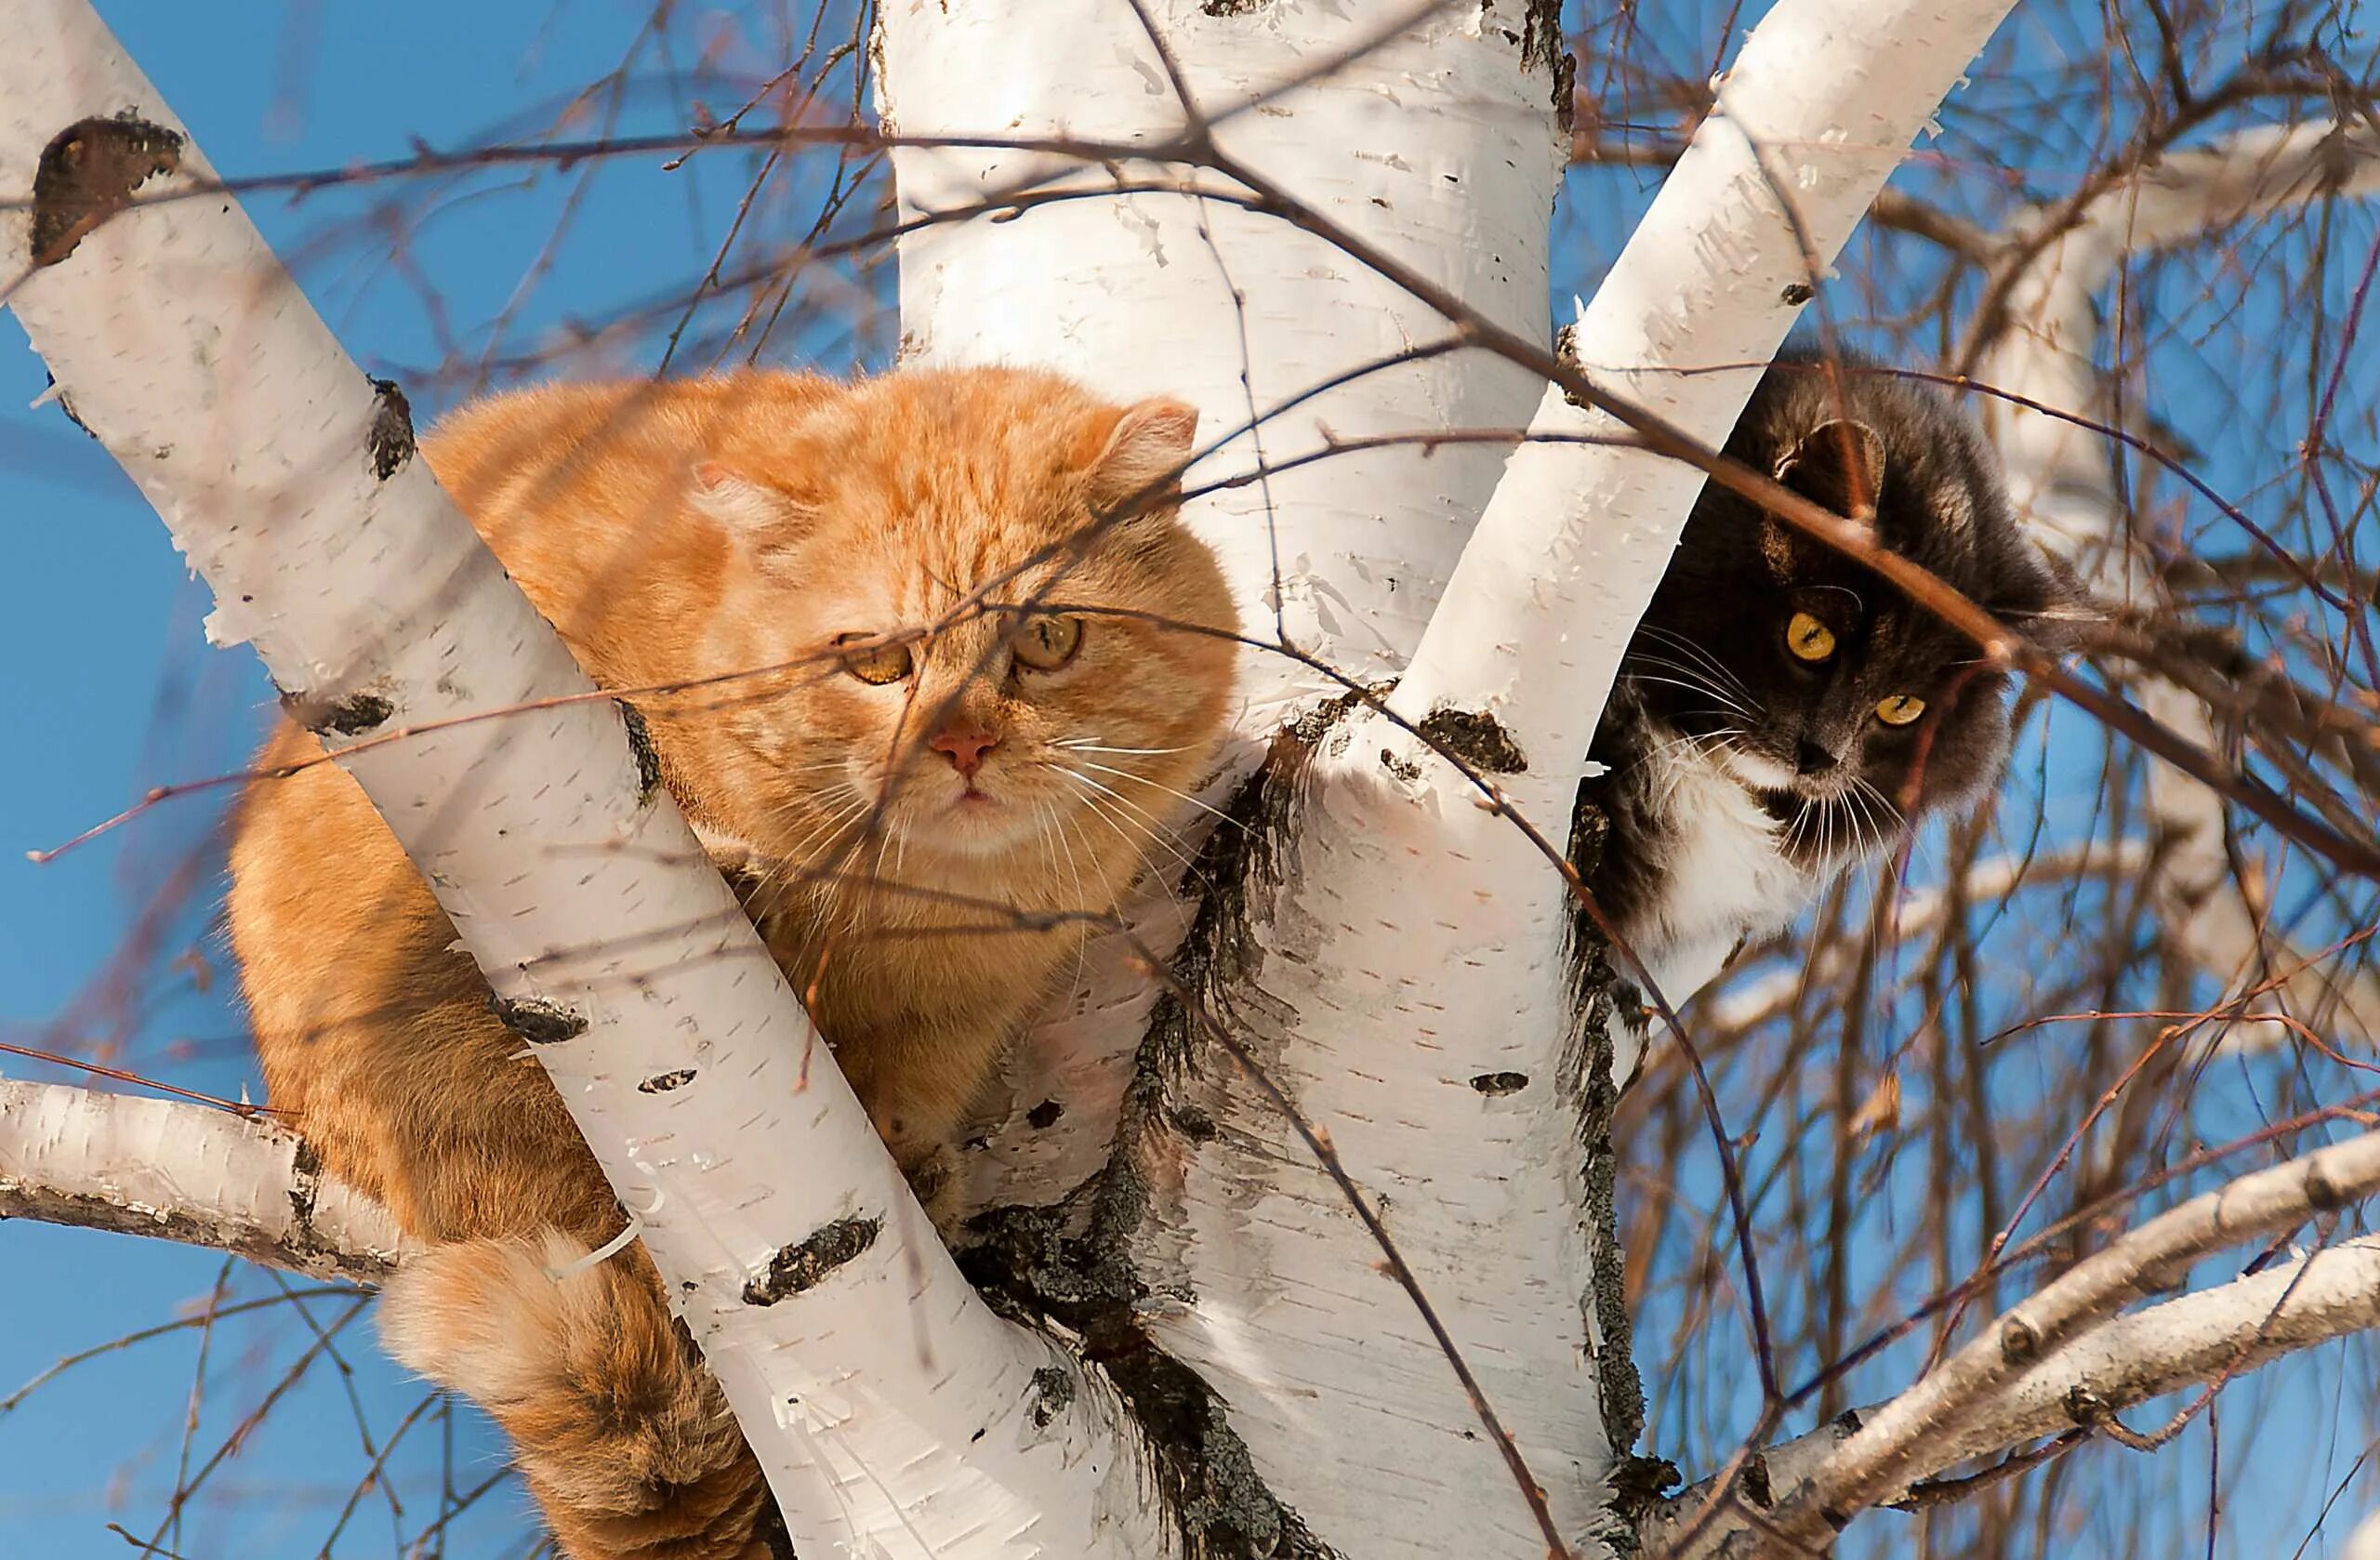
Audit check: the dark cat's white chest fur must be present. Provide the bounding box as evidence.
[1621,725,1823,1002]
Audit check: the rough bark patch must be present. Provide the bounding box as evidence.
[287,1138,324,1227]
[743,1215,880,1305]
[1470,1070,1530,1096]
[367,378,416,480]
[43,373,96,440]
[616,699,664,804]
[487,994,588,1046]
[962,702,1393,1557]
[0,1181,393,1285]
[30,113,184,267]
[1027,1364,1075,1428]
[961,1208,1339,1560]
[1566,792,1653,1532]
[638,1069,696,1094]
[283,684,395,736]
[1418,706,1527,774]
[1518,0,1577,126]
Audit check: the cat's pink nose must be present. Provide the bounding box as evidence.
[930,728,1000,777]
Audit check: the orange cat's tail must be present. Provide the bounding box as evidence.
[379,1234,774,1560]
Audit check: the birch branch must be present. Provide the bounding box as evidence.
[0,7,1159,1556]
[1980,119,2380,1048]
[1645,1233,2380,1548]
[1668,1129,2380,1554]
[0,1080,412,1284]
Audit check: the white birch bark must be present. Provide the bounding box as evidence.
[886,2,2015,1553]
[880,0,1568,1206]
[0,1080,413,1283]
[1979,120,2380,1047]
[0,8,1162,1556]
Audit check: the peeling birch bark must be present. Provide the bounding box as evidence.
[0,1081,412,1284]
[0,7,1162,1557]
[1980,119,2380,1047]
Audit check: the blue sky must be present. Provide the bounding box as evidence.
[3,2,2376,1557]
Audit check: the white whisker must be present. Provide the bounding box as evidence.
[1063,760,1245,830]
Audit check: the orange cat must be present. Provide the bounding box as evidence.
[225,367,1238,1560]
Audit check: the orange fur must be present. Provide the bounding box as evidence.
[225,367,1237,1559]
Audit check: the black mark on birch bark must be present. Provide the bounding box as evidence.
[638,1069,695,1093]
[743,1216,879,1305]
[1418,707,1527,774]
[1027,1364,1075,1428]
[367,378,416,480]
[44,374,96,439]
[1742,1452,1774,1508]
[1025,1099,1064,1130]
[31,113,184,267]
[283,685,395,736]
[488,995,588,1046]
[1554,322,1593,413]
[1519,0,1576,126]
[616,699,663,804]
[1562,800,1649,1514]
[1780,281,1815,305]
[1470,1071,1530,1096]
[287,1138,324,1229]
[2000,1315,2042,1365]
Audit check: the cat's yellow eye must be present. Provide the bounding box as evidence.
[835,633,913,686]
[1785,611,1837,663]
[1012,614,1084,672]
[1875,694,1927,726]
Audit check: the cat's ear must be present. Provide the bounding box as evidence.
[1995,546,2098,654]
[1084,398,1199,516]
[1776,418,1887,524]
[688,461,819,556]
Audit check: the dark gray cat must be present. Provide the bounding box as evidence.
[1574,345,2072,1004]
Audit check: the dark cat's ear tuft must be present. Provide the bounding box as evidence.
[689,461,820,551]
[1777,418,1887,523]
[1085,398,1199,516]
[1995,546,2097,654]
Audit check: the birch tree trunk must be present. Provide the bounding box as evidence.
[885,1,2015,1553]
